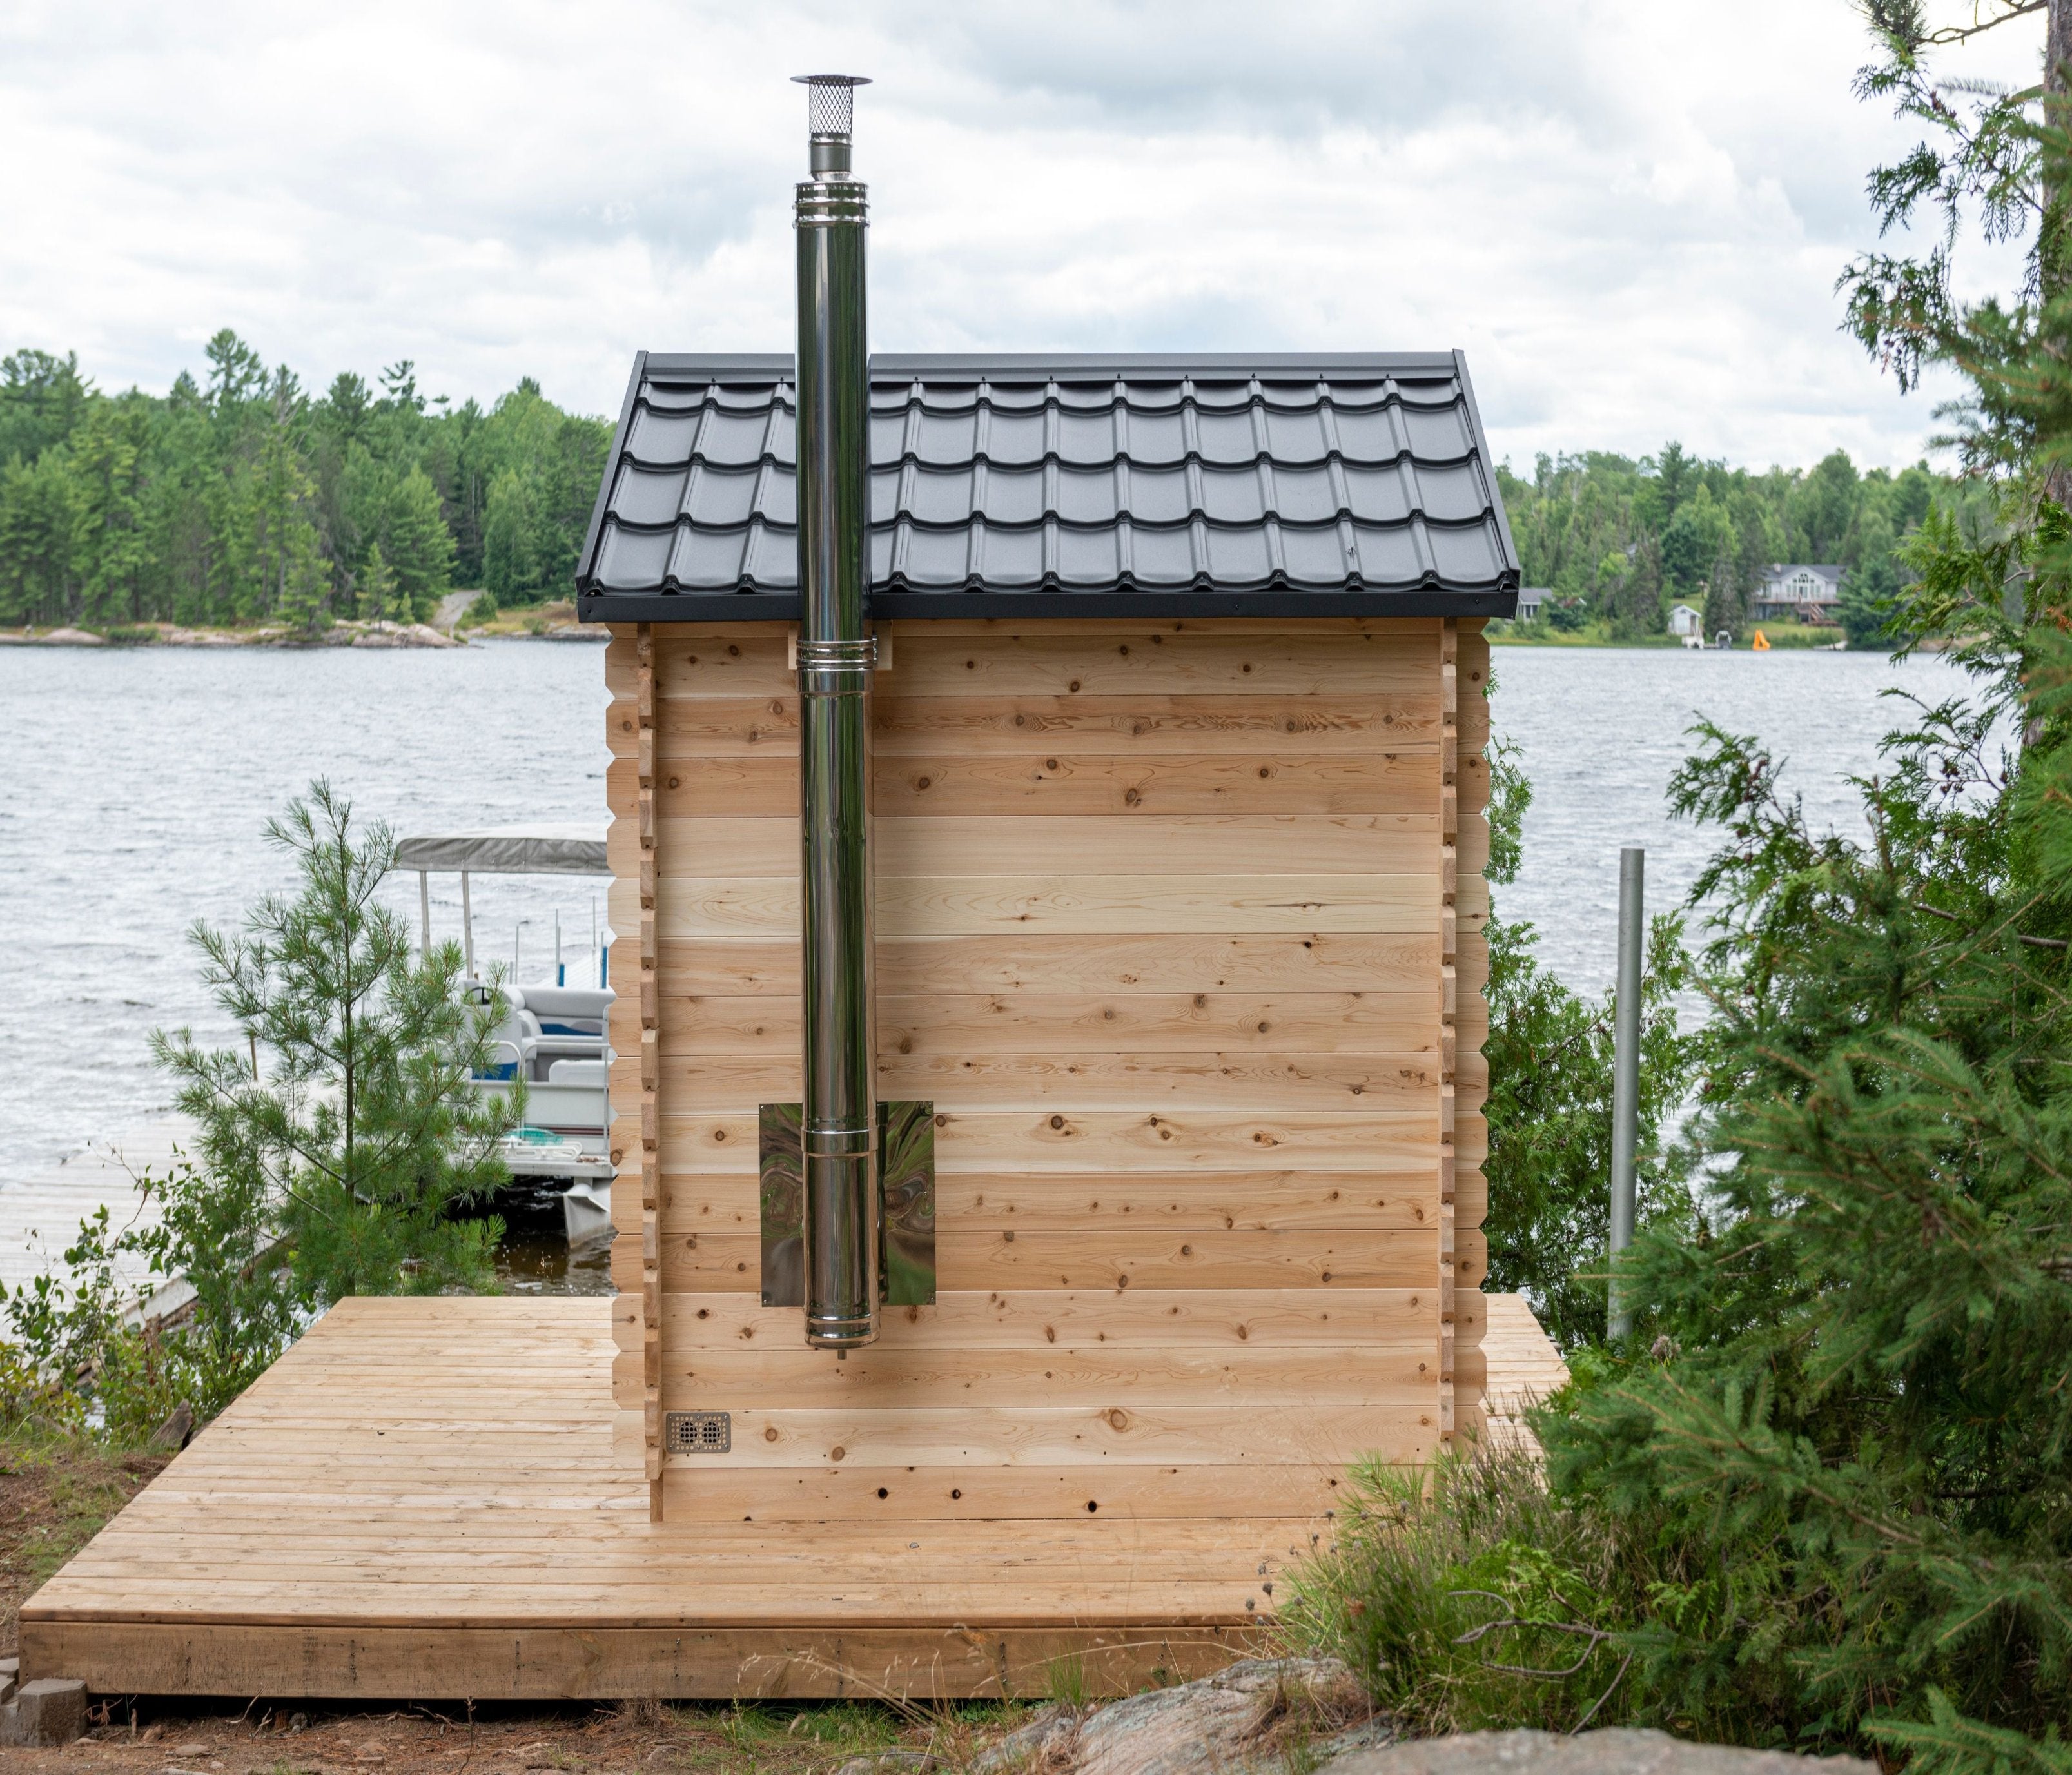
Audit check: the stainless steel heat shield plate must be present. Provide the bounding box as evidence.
[759,1100,935,1308]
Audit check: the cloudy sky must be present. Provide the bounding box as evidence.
[0,1,2048,473]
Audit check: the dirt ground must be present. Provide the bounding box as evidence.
[1,1438,172,1659]
[0,1699,1015,1775]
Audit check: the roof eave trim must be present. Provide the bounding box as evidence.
[574,351,649,596]
[579,587,1521,624]
[1452,348,1523,583]
[636,350,1471,381]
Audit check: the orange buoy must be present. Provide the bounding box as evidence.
[1752,629,1770,651]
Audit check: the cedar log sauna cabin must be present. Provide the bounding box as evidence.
[19,77,1565,1701]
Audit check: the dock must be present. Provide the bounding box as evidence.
[0,1119,187,1304]
[21,1293,1567,1700]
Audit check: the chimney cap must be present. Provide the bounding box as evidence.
[791,72,870,141]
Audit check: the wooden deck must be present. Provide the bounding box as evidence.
[21,1292,1565,1701]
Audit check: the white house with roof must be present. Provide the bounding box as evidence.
[1757,564,1843,622]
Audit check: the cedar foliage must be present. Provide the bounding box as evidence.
[1539,607,2072,1754]
[1532,5,2072,1756]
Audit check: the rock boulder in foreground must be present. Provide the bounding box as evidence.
[976,1657,1371,1775]
[1319,1729,1874,1775]
[973,1665,1878,1775]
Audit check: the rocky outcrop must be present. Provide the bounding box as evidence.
[978,1657,1372,1775]
[972,1667,1879,1775]
[0,626,105,645]
[342,622,462,649]
[0,621,462,648]
[1316,1730,1875,1775]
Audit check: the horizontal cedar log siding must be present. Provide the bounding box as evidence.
[604,618,1490,1525]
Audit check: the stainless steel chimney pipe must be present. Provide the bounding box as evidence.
[791,74,879,1349]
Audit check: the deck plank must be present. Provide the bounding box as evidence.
[20,1292,1561,1698]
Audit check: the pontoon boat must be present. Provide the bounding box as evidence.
[394,829,615,1242]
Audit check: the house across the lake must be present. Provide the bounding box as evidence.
[1668,602,1703,642]
[1756,564,1842,623]
[1514,585,1549,624]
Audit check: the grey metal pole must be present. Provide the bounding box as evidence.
[1608,847,1644,1340]
[793,74,879,1351]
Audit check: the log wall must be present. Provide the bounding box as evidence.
[603,616,1491,1527]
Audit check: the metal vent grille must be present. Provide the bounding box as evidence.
[793,73,868,137]
[664,1410,732,1455]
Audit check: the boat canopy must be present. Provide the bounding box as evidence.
[395,829,609,877]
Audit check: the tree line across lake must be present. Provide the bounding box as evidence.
[1496,443,1979,643]
[1,328,1978,642]
[0,331,610,630]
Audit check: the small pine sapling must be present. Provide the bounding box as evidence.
[151,780,516,1305]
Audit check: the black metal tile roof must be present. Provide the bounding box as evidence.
[576,353,1520,622]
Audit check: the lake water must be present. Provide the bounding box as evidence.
[1488,644,1996,996]
[0,637,1988,1185]
[1,638,616,1183]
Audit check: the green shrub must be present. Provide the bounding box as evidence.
[4,781,518,1440]
[1,1155,296,1440]
[1284,1437,1636,1736]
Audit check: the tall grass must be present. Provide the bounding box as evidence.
[1282,1436,1637,1737]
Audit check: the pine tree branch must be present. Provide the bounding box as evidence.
[1910,891,2069,956]
[1922,0,2046,47]
[1569,1651,1635,1735]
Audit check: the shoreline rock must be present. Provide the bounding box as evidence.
[10,626,106,646]
[0,620,465,649]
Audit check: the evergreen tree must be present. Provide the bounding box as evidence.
[73,395,150,623]
[482,466,539,601]
[1612,536,1665,637]
[0,446,83,624]
[203,329,265,411]
[0,334,609,628]
[357,541,398,622]
[1700,538,1745,641]
[151,781,514,1302]
[382,464,455,619]
[249,384,327,630]
[1530,8,2072,1763]
[0,348,90,466]
[1660,484,1734,600]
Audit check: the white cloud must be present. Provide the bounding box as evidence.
[0,0,2048,471]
